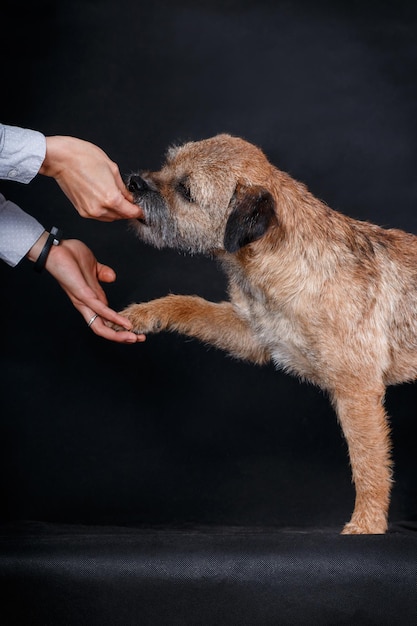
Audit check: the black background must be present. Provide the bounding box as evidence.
[1,0,416,530]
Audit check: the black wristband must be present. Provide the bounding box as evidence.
[34,227,63,273]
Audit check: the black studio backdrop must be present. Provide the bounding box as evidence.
[1,0,417,529]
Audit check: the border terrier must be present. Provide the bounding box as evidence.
[119,133,417,534]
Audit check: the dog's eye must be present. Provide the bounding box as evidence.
[176,180,194,203]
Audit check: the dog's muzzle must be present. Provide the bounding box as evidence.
[128,175,150,224]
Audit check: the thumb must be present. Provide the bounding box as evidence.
[97,263,117,283]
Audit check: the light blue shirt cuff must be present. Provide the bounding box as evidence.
[0,124,46,184]
[0,193,45,267]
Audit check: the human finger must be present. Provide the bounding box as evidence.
[114,195,144,220]
[88,315,146,343]
[113,168,134,204]
[83,299,135,331]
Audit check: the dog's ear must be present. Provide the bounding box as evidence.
[224,185,277,253]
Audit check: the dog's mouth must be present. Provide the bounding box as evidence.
[136,215,147,225]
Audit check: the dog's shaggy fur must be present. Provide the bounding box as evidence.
[118,134,417,534]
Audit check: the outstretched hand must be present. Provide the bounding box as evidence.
[40,238,145,343]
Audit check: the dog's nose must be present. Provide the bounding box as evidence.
[128,175,149,194]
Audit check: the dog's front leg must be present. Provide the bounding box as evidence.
[119,294,270,364]
[331,386,392,534]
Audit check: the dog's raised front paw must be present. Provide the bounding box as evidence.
[112,302,164,335]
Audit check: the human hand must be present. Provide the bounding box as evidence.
[28,235,145,343]
[39,136,144,222]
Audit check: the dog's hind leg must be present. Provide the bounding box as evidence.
[331,385,392,534]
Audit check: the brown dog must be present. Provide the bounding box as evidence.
[119,134,417,534]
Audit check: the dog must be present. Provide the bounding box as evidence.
[117,133,417,534]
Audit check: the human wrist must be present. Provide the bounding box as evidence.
[26,230,48,262]
[27,227,64,272]
[39,135,75,178]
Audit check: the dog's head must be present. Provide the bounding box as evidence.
[127,134,278,255]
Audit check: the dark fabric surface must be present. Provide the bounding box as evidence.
[0,522,416,626]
